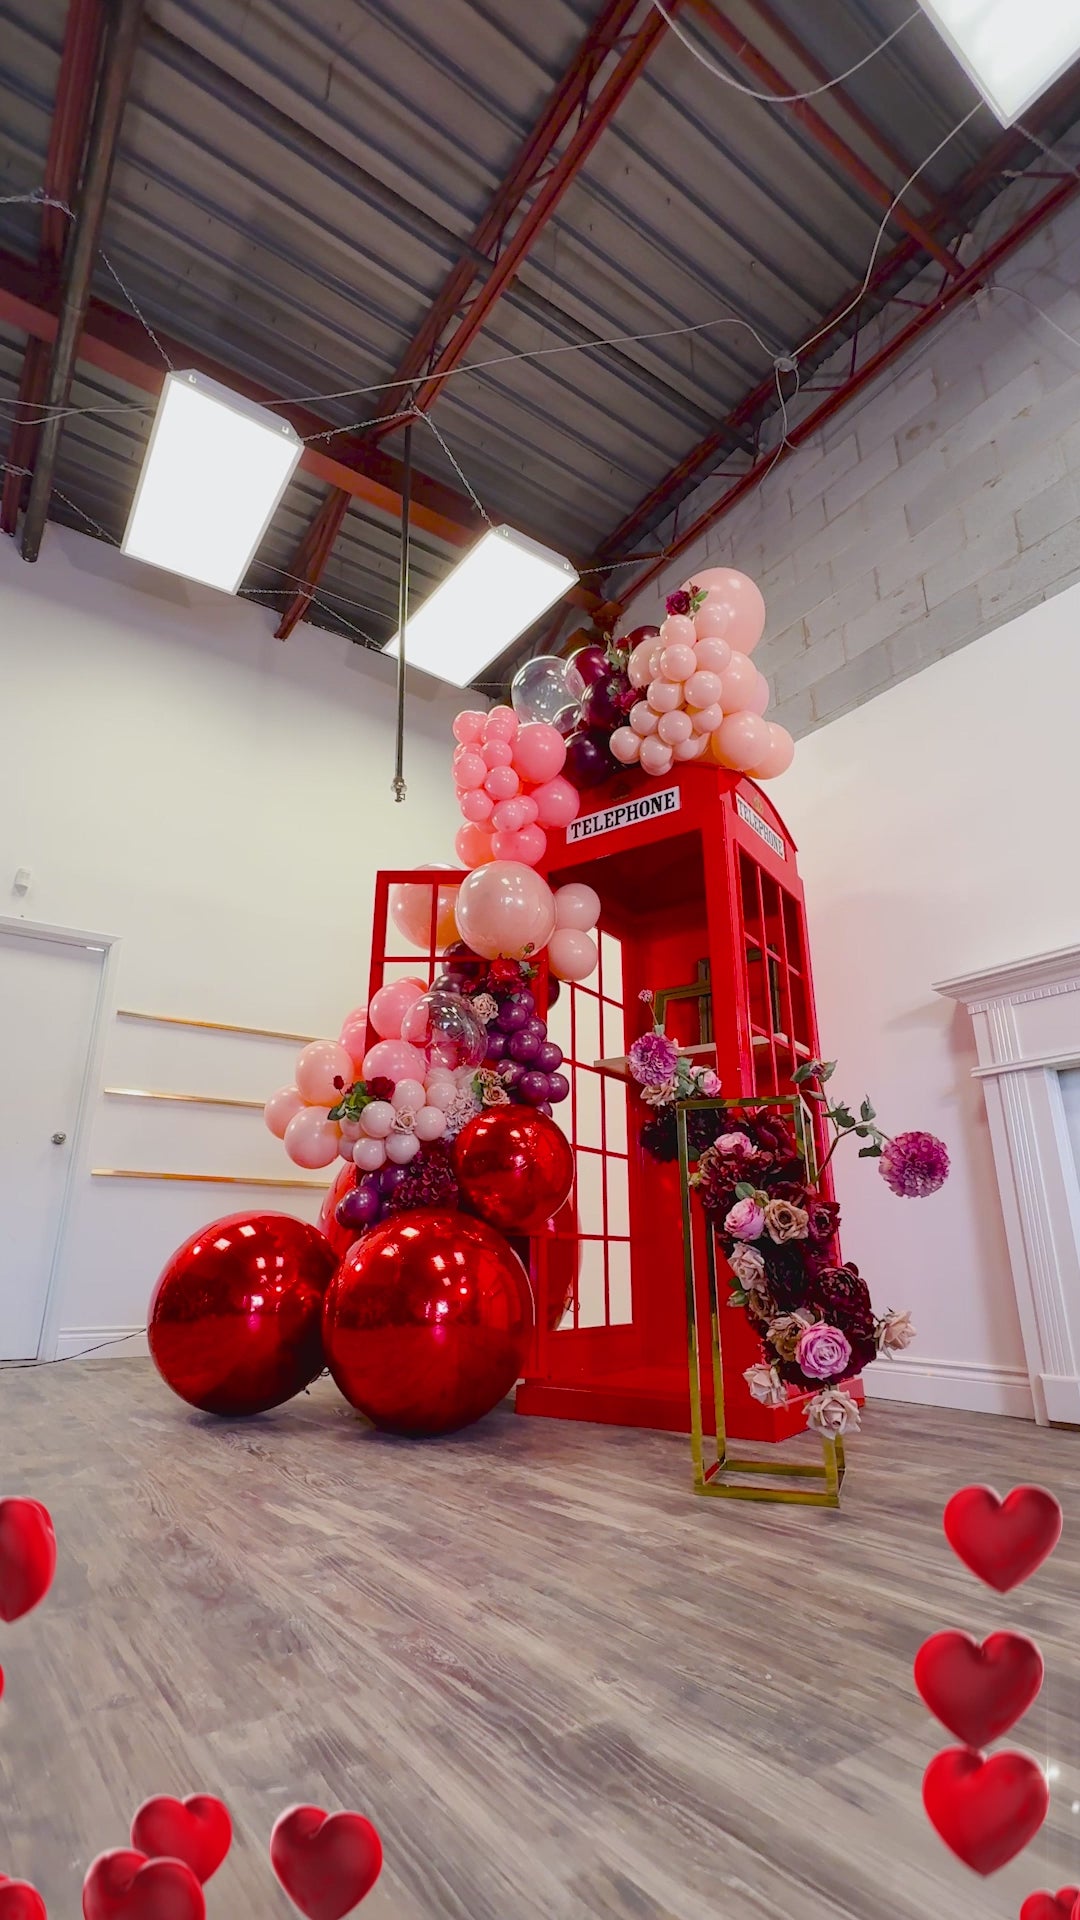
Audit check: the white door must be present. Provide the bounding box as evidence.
[0,927,104,1358]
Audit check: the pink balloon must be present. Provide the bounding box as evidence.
[385,1131,421,1166]
[750,722,795,779]
[452,710,486,745]
[659,613,696,649]
[517,795,539,825]
[684,669,723,710]
[353,1135,387,1171]
[646,677,681,714]
[368,976,425,1040]
[639,734,674,776]
[629,701,658,737]
[283,1106,340,1169]
[414,1105,448,1143]
[359,1100,395,1139]
[627,636,662,689]
[512,721,566,784]
[531,775,580,828]
[687,568,766,654]
[362,1038,428,1083]
[714,711,770,771]
[295,1039,355,1106]
[554,882,601,931]
[690,701,722,734]
[484,704,518,742]
[674,732,708,761]
[693,636,732,675]
[461,786,494,823]
[484,764,521,801]
[454,860,557,960]
[657,708,692,745]
[390,872,459,949]
[659,643,696,682]
[264,1085,305,1140]
[693,601,730,642]
[454,749,486,790]
[491,796,529,832]
[747,669,770,716]
[392,1077,427,1113]
[515,823,547,866]
[455,822,495,867]
[548,927,598,983]
[339,1118,361,1142]
[482,738,513,769]
[338,1006,368,1070]
[609,726,641,764]
[719,649,758,713]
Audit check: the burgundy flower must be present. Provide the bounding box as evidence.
[804,1195,841,1248]
[806,1261,873,1327]
[488,957,530,993]
[879,1130,950,1198]
[366,1076,395,1104]
[665,590,691,617]
[642,1106,719,1164]
[383,1143,459,1215]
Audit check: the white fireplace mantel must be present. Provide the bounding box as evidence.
[937,944,1080,1425]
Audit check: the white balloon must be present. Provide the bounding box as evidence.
[353,1135,387,1170]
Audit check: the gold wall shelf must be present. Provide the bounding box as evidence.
[92,1169,330,1190]
[105,1087,265,1110]
[117,1009,317,1044]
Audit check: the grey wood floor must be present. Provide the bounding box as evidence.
[1,1362,1078,1919]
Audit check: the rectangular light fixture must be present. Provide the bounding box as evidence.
[122,370,302,593]
[916,0,1080,125]
[385,525,579,688]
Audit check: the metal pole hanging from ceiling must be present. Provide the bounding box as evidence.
[20,0,145,564]
[392,425,413,804]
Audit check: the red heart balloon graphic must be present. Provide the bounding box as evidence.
[81,1850,205,1920]
[0,1499,57,1622]
[923,1747,1049,1874]
[1020,1890,1080,1920]
[130,1798,232,1884]
[914,1629,1044,1746]
[270,1807,383,1920]
[944,1485,1062,1591]
[0,1878,48,1920]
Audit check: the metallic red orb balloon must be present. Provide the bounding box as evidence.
[149,1211,337,1416]
[322,1208,533,1436]
[452,1106,574,1234]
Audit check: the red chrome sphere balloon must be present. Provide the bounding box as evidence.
[322,1208,534,1436]
[452,1106,574,1234]
[149,1212,337,1416]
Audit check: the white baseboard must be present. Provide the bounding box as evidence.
[55,1326,149,1360]
[864,1352,1034,1420]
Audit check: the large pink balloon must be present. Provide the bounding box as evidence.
[390,871,460,950]
[283,1106,341,1169]
[295,1040,355,1106]
[750,722,795,779]
[368,976,425,1040]
[455,822,495,867]
[362,1037,429,1083]
[264,1085,305,1139]
[554,882,601,931]
[746,669,770,716]
[714,711,770,772]
[683,568,765,654]
[454,861,557,960]
[531,775,580,828]
[719,649,758,713]
[512,722,566,784]
[548,927,598,982]
[339,1006,368,1071]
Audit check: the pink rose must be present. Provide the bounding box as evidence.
[744,1363,788,1408]
[697,1069,722,1096]
[794,1321,852,1381]
[805,1386,861,1437]
[724,1196,765,1241]
[715,1131,754,1160]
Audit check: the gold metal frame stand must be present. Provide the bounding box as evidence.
[676,1096,846,1508]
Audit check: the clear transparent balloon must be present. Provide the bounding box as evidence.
[400,988,488,1072]
[510,655,585,733]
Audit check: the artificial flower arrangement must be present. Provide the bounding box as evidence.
[629,996,948,1438]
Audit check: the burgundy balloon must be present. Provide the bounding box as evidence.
[569,644,611,688]
[622,623,660,648]
[579,678,627,732]
[508,1029,541,1062]
[547,1071,570,1104]
[322,1209,534,1436]
[536,1041,563,1072]
[148,1212,337,1417]
[564,728,618,790]
[519,1071,550,1104]
[337,1180,382,1230]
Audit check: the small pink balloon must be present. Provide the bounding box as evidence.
[659,613,696,649]
[452,710,486,745]
[295,1039,355,1106]
[392,1077,427,1113]
[339,1118,361,1142]
[454,749,487,790]
[639,734,674,776]
[659,643,696,682]
[693,601,731,641]
[515,823,547,866]
[362,1038,428,1083]
[554,882,601,931]
[264,1085,305,1140]
[609,726,641,764]
[747,669,770,716]
[629,701,658,737]
[492,796,529,832]
[750,721,795,779]
[657,708,693,745]
[424,1080,458,1113]
[339,1138,357,1161]
[414,1105,448,1143]
[674,732,708,761]
[684,669,723,710]
[482,738,513,769]
[517,794,539,825]
[460,786,494,823]
[714,711,770,771]
[484,704,518,742]
[693,636,732,675]
[688,568,766,654]
[360,1100,396,1139]
[385,1130,421,1166]
[512,721,566,784]
[455,822,495,867]
[627,636,662,688]
[689,701,723,734]
[338,1006,368,1071]
[368,976,425,1040]
[719,649,759,713]
[353,1135,387,1171]
[531,775,580,828]
[548,927,598,983]
[646,677,682,714]
[283,1106,340,1169]
[484,764,521,801]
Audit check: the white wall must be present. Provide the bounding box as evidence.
[0,524,464,1354]
[771,577,1080,1418]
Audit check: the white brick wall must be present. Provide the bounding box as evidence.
[624,189,1080,738]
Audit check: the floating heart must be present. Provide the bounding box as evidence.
[914,1629,1044,1746]
[0,1879,48,1920]
[944,1485,1062,1592]
[923,1747,1049,1874]
[81,1850,205,1920]
[1020,1890,1080,1920]
[270,1807,383,1920]
[130,1798,232,1884]
[0,1499,57,1622]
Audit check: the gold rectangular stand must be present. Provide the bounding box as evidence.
[676,1095,847,1508]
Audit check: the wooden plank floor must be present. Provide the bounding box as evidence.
[1,1362,1079,1919]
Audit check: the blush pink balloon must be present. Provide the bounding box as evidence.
[491,796,529,832]
[548,927,598,982]
[359,1100,395,1139]
[747,669,770,716]
[339,1006,369,1070]
[693,601,731,642]
[629,701,658,736]
[514,823,547,866]
[646,677,682,714]
[295,1040,355,1106]
[659,613,696,649]
[482,738,513,769]
[690,701,722,734]
[531,775,580,828]
[639,734,674,776]
[460,786,494,823]
[684,669,723,710]
[714,711,770,771]
[627,636,662,688]
[659,643,697,681]
[554,882,601,931]
[719,649,758,713]
[452,710,486,745]
[484,764,521,801]
[390,872,459,949]
[368,976,425,1040]
[385,1130,421,1166]
[454,749,486,790]
[454,860,557,960]
[264,1085,305,1140]
[687,568,766,654]
[512,721,567,784]
[414,1105,448,1143]
[609,726,641,763]
[517,794,539,825]
[491,827,533,864]
[674,732,708,760]
[283,1107,341,1169]
[484,704,518,742]
[392,1077,427,1113]
[657,708,693,745]
[362,1038,428,1083]
[353,1135,387,1171]
[455,823,495,867]
[750,722,795,779]
[693,636,732,675]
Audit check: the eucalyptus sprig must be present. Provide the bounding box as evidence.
[792,1058,890,1171]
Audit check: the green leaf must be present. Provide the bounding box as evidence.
[734,1181,756,1200]
[854,1124,871,1137]
[818,1059,837,1082]
[791,1061,816,1086]
[727,1287,748,1307]
[832,1105,856,1131]
[859,1097,875,1123]
[858,1143,883,1158]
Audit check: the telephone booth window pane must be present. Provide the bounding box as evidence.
[600,930,623,998]
[603,1076,628,1153]
[576,1150,604,1234]
[606,1155,630,1236]
[575,1069,601,1146]
[574,989,600,1067]
[608,1240,632,1325]
[577,1239,606,1327]
[546,987,572,1053]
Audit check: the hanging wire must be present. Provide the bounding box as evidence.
[649,1,922,103]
